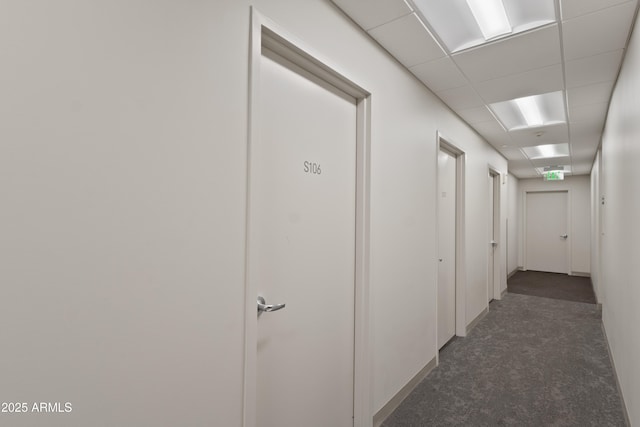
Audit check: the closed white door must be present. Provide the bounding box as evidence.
[525,191,568,274]
[488,173,495,302]
[250,50,357,427]
[437,149,456,349]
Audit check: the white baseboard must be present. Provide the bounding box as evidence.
[507,268,521,279]
[466,306,489,335]
[601,322,631,427]
[571,271,591,277]
[373,356,437,427]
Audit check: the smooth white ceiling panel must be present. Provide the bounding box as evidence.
[509,167,539,178]
[435,85,484,110]
[571,153,598,166]
[567,81,615,107]
[510,123,570,146]
[457,106,495,124]
[571,120,607,137]
[500,148,529,160]
[531,157,571,167]
[572,164,594,174]
[560,0,634,21]
[473,119,508,137]
[452,25,561,83]
[571,138,601,156]
[565,49,624,88]
[368,13,445,67]
[562,2,636,61]
[474,129,514,148]
[474,64,564,104]
[569,102,609,123]
[331,0,413,30]
[409,57,467,91]
[510,158,536,168]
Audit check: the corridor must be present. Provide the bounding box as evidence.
[4,1,640,426]
[383,289,625,426]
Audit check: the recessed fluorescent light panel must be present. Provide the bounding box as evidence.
[489,91,566,131]
[466,0,511,40]
[524,143,570,160]
[411,0,556,52]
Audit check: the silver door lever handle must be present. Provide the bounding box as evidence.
[257,296,286,314]
[561,234,568,239]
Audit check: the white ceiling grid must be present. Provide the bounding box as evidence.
[332,0,640,178]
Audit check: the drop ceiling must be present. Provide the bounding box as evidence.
[332,0,640,178]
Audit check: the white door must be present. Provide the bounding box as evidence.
[437,149,456,349]
[525,191,568,274]
[488,173,495,302]
[251,49,357,427]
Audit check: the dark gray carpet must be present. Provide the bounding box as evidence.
[382,293,626,427]
[508,271,596,304]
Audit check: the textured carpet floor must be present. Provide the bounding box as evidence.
[382,293,626,427]
[507,271,596,304]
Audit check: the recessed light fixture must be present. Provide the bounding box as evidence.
[489,91,566,131]
[523,143,569,160]
[466,0,511,40]
[411,0,556,52]
[514,96,544,127]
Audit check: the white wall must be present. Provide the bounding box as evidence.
[0,0,508,425]
[598,9,640,424]
[516,176,591,275]
[507,173,520,276]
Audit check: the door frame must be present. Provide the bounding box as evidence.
[436,133,467,339]
[522,190,571,274]
[244,8,372,427]
[488,167,502,301]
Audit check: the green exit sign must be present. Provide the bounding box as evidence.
[543,170,564,181]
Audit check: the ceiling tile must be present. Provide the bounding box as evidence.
[570,120,606,137]
[571,152,597,162]
[500,148,529,161]
[475,64,564,104]
[409,57,467,91]
[510,158,535,169]
[509,158,540,178]
[571,152,598,172]
[570,139,601,157]
[509,168,540,179]
[457,106,495,124]
[560,0,634,21]
[510,123,570,146]
[368,13,445,68]
[473,119,507,136]
[452,25,561,83]
[473,120,513,147]
[569,102,609,123]
[565,49,624,88]
[567,81,615,107]
[571,164,595,175]
[435,85,484,110]
[331,0,412,31]
[531,157,571,167]
[562,2,636,61]
[472,123,515,149]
